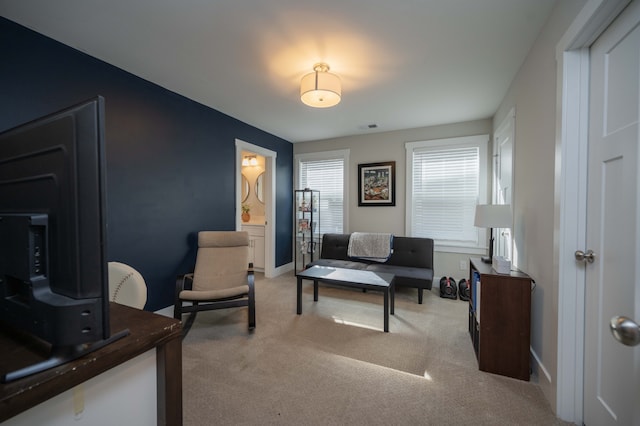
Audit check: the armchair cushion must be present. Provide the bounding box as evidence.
[193,232,249,290]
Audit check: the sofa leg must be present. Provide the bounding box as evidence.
[418,288,423,304]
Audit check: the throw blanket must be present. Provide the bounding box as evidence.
[347,232,393,262]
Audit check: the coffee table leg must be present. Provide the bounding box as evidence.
[297,277,302,315]
[390,282,395,315]
[383,289,389,332]
[313,280,319,301]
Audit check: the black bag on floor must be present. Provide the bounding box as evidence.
[439,276,457,299]
[458,278,470,301]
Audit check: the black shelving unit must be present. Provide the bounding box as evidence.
[294,189,320,274]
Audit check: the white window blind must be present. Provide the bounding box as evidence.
[406,134,488,252]
[299,158,344,234]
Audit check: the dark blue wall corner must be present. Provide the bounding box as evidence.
[0,17,293,311]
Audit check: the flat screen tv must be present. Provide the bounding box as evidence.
[0,96,127,382]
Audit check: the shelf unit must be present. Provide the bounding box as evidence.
[293,189,320,274]
[468,257,532,381]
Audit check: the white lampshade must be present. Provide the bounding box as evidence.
[300,63,341,108]
[474,204,512,228]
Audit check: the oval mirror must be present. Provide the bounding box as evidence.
[241,174,250,202]
[255,172,264,204]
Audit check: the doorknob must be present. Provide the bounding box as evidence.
[610,316,640,346]
[574,249,595,263]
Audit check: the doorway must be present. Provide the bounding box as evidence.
[493,108,514,262]
[582,2,639,424]
[235,139,277,278]
[555,0,634,423]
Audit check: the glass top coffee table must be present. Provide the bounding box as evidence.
[296,265,395,332]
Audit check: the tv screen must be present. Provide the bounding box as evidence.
[0,96,127,382]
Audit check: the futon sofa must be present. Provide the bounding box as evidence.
[306,233,434,304]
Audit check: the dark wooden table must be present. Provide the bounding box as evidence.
[296,266,395,332]
[0,303,182,424]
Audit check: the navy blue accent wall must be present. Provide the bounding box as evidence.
[0,18,293,311]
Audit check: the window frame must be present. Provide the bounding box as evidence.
[405,134,489,254]
[295,149,350,235]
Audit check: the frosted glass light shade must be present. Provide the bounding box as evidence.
[300,63,341,108]
[242,155,258,167]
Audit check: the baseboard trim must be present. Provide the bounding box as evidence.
[530,346,554,411]
[530,346,552,384]
[273,262,294,277]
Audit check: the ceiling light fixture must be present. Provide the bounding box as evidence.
[300,62,341,108]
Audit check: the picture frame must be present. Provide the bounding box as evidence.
[358,161,396,206]
[297,218,309,233]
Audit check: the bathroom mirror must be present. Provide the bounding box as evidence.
[255,172,264,204]
[241,174,250,202]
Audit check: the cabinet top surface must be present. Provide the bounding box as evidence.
[469,257,530,279]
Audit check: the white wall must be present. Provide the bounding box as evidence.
[4,350,157,426]
[294,118,491,280]
[492,0,588,411]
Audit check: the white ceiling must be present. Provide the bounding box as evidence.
[0,0,556,143]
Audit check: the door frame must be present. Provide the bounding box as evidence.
[235,139,277,278]
[493,107,515,261]
[554,0,630,422]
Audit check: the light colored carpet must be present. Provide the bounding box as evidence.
[181,272,570,426]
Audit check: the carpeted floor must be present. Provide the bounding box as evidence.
[181,272,570,425]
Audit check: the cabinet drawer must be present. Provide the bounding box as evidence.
[241,225,264,237]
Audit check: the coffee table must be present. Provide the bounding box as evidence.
[296,266,395,332]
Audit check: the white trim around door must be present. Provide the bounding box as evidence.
[235,139,277,278]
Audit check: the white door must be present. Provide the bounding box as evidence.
[493,111,514,260]
[583,2,640,425]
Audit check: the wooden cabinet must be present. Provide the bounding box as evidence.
[242,224,264,270]
[468,257,532,381]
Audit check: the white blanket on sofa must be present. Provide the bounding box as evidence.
[347,232,393,262]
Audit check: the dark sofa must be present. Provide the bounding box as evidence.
[307,233,434,304]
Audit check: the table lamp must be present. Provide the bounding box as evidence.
[474,204,512,263]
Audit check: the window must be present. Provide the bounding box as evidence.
[406,135,488,253]
[295,150,349,235]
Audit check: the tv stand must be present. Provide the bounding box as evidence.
[2,329,129,383]
[1,303,182,425]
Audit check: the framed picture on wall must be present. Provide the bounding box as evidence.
[358,161,396,206]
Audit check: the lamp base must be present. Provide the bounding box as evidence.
[481,256,492,264]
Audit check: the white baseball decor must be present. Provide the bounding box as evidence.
[108,261,148,309]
